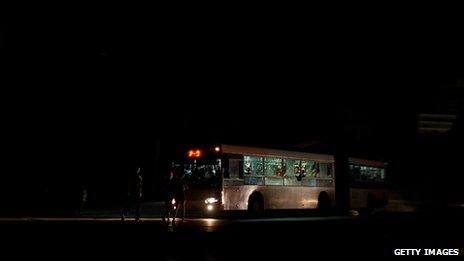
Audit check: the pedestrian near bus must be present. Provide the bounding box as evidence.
[173,168,188,223]
[162,168,175,224]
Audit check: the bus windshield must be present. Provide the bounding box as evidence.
[183,163,221,189]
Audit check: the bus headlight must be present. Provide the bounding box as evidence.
[204,197,219,204]
[207,205,214,211]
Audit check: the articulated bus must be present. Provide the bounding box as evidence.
[173,144,388,214]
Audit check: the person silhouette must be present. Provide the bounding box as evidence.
[121,164,143,222]
[162,168,175,225]
[134,166,143,222]
[172,168,188,223]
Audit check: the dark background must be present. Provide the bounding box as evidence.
[1,6,463,215]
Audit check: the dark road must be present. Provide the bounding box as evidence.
[2,210,463,258]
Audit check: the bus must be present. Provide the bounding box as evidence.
[348,157,389,211]
[173,144,388,214]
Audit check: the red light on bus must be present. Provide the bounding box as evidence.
[188,149,201,158]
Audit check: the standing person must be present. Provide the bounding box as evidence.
[134,166,143,222]
[162,168,175,225]
[121,164,143,222]
[121,188,132,221]
[173,168,188,223]
[78,185,88,216]
[121,166,134,222]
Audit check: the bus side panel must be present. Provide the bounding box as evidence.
[350,188,389,209]
[261,186,335,209]
[260,186,302,209]
[223,185,257,210]
[300,187,335,209]
[223,185,336,210]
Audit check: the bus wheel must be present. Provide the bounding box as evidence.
[248,192,264,216]
[317,192,331,212]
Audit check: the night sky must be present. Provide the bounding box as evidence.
[1,9,463,212]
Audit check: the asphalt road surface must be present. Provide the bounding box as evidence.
[1,209,463,259]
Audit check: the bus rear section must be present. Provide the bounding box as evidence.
[348,158,389,212]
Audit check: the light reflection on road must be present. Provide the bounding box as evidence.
[0,216,350,220]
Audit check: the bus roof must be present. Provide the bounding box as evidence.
[221,144,334,162]
[348,157,386,168]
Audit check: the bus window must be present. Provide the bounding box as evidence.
[360,166,368,181]
[370,167,386,182]
[380,168,385,180]
[223,157,230,179]
[282,158,299,176]
[328,163,333,178]
[239,160,244,179]
[282,158,301,185]
[302,160,317,177]
[350,164,386,183]
[244,155,264,176]
[319,163,333,178]
[186,164,221,189]
[264,157,282,176]
[229,158,243,179]
[349,164,361,181]
[368,167,376,181]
